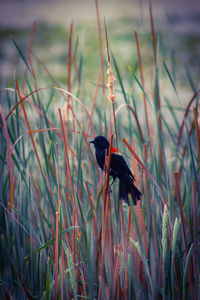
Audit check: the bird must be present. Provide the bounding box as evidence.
[90,136,141,205]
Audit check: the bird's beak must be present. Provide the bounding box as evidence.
[89,139,95,144]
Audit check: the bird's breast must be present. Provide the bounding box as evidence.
[95,149,106,170]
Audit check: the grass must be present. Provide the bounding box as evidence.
[0,2,200,299]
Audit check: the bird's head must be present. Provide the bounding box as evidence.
[89,136,109,150]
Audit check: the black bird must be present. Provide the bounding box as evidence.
[90,136,141,205]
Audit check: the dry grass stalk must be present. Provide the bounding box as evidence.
[149,0,163,174]
[149,0,156,64]
[102,134,113,204]
[67,21,73,104]
[95,0,105,96]
[73,40,80,93]
[100,135,113,277]
[54,211,59,300]
[179,121,195,176]
[15,83,62,213]
[122,137,165,205]
[152,215,159,266]
[107,60,116,105]
[112,243,121,298]
[143,143,149,225]
[104,18,118,149]
[131,137,142,278]
[55,145,61,299]
[177,90,199,146]
[15,81,42,171]
[61,247,64,300]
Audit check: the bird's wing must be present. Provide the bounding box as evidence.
[110,153,135,180]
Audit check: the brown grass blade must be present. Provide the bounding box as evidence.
[149,0,163,173]
[10,128,77,160]
[132,139,148,284]
[73,42,80,93]
[132,138,138,187]
[1,86,96,139]
[104,18,118,150]
[61,247,64,300]
[100,134,113,277]
[103,134,113,203]
[67,20,73,98]
[152,215,159,269]
[56,143,61,210]
[149,0,157,65]
[122,137,164,202]
[54,211,59,300]
[95,0,105,96]
[143,144,149,226]
[179,121,195,175]
[15,80,42,171]
[0,88,62,138]
[177,90,200,146]
[112,244,121,298]
[65,20,74,127]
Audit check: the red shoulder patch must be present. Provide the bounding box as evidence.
[111,147,119,154]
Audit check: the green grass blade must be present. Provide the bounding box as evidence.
[183,243,194,300]
[171,218,180,300]
[162,205,168,300]
[11,36,32,74]
[130,238,153,296]
[111,50,128,104]
[45,259,51,300]
[128,66,152,107]
[162,58,178,98]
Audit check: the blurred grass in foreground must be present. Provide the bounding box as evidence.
[0,1,200,299]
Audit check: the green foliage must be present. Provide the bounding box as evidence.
[0,8,199,300]
[162,205,168,300]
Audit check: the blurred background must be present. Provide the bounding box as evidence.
[0,0,200,87]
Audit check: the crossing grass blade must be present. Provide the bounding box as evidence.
[11,36,32,74]
[161,57,179,98]
[111,50,128,104]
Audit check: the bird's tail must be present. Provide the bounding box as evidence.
[119,175,141,205]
